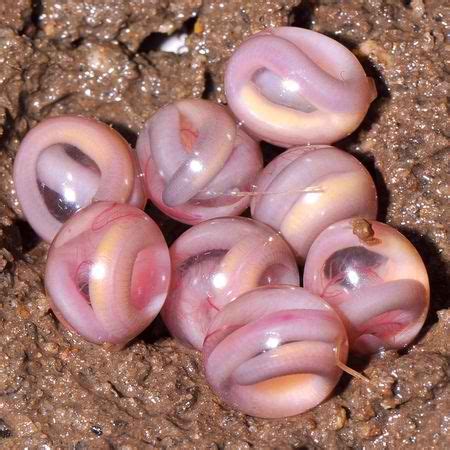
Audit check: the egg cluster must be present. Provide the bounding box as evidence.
[13,27,429,419]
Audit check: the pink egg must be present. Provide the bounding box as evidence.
[136,99,263,224]
[13,116,145,242]
[161,217,299,350]
[45,202,170,346]
[203,286,348,418]
[251,145,378,261]
[303,218,430,354]
[225,27,377,146]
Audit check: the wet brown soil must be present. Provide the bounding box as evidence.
[0,0,448,448]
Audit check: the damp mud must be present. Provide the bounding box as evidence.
[0,0,448,448]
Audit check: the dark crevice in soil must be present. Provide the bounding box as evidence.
[30,0,43,30]
[138,32,171,54]
[137,16,197,54]
[110,122,138,147]
[14,219,40,253]
[139,316,170,346]
[0,418,12,439]
[18,90,29,119]
[260,141,284,166]
[0,109,16,151]
[70,37,84,49]
[289,0,317,28]
[202,70,215,100]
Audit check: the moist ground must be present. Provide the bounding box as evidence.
[0,0,448,448]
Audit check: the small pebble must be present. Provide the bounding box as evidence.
[16,305,31,320]
[359,420,381,438]
[381,397,397,410]
[59,347,80,362]
[43,342,59,354]
[91,425,103,436]
[332,407,347,430]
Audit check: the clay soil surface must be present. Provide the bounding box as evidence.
[0,0,448,448]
